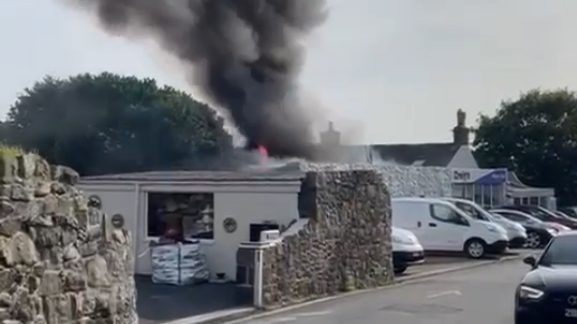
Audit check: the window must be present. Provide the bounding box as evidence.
[430,204,465,224]
[529,197,539,205]
[498,212,529,223]
[453,201,486,221]
[452,184,465,198]
[474,184,484,206]
[147,192,214,240]
[463,184,474,200]
[490,184,504,207]
[524,207,557,221]
[539,235,577,265]
[539,197,549,208]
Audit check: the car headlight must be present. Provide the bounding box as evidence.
[518,285,544,300]
[547,228,558,235]
[392,235,413,244]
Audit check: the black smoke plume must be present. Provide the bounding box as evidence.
[72,0,328,159]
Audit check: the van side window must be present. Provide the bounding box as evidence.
[455,202,483,220]
[430,204,464,224]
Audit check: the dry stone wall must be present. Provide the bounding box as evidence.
[376,164,452,197]
[304,163,452,198]
[0,154,136,324]
[260,169,393,308]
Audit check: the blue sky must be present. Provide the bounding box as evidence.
[2,0,577,144]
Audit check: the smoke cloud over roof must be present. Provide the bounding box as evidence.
[71,0,328,159]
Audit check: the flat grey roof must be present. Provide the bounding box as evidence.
[80,170,305,183]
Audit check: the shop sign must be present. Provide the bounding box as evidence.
[451,168,507,184]
[453,170,471,182]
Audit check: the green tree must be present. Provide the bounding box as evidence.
[4,72,233,175]
[474,88,577,205]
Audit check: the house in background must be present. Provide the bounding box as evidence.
[319,109,555,209]
[370,109,478,168]
[319,109,478,168]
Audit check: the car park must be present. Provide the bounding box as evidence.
[556,211,577,222]
[392,197,509,259]
[443,198,527,248]
[515,231,577,324]
[498,205,577,229]
[391,227,425,275]
[544,221,572,233]
[558,206,577,219]
[489,209,557,249]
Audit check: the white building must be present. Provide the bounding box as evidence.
[78,170,303,279]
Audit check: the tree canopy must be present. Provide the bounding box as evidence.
[3,72,233,175]
[474,89,577,205]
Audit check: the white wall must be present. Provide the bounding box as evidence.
[77,183,138,260]
[212,191,299,280]
[80,181,301,280]
[139,182,300,279]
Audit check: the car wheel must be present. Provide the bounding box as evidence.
[525,231,541,249]
[464,239,486,259]
[394,265,407,275]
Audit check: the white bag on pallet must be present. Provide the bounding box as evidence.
[150,243,180,285]
[150,240,209,285]
[179,241,209,284]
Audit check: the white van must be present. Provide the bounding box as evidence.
[442,198,527,248]
[392,227,425,275]
[391,197,509,259]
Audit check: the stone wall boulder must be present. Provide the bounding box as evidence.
[260,169,393,307]
[0,153,136,324]
[303,162,452,198]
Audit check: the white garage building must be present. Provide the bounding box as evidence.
[78,170,304,280]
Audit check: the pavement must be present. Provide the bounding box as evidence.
[136,277,251,324]
[396,248,532,279]
[226,259,530,324]
[151,250,532,324]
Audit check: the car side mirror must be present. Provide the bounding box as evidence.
[523,255,537,268]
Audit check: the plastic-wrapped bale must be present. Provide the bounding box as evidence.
[151,242,180,285]
[180,240,210,285]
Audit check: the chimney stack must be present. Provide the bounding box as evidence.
[452,109,470,145]
[320,121,340,146]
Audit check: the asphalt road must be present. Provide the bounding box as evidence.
[239,260,529,324]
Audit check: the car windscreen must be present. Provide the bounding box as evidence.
[495,211,542,224]
[539,235,577,266]
[524,207,559,220]
[490,213,504,221]
[555,211,574,220]
[453,202,490,221]
[561,207,577,217]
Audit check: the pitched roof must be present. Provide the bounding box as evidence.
[371,143,462,167]
[80,169,305,183]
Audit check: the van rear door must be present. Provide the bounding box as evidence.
[392,201,431,249]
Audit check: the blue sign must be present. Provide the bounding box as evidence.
[475,169,507,185]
